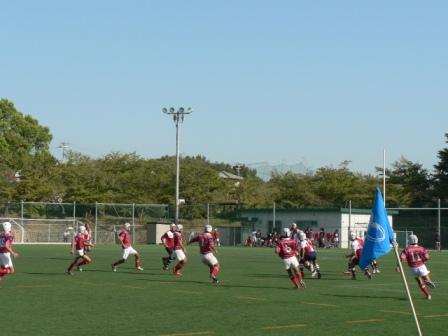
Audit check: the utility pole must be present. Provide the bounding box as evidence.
[162,107,193,224]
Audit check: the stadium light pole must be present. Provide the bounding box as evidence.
[162,107,193,224]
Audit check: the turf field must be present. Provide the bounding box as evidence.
[2,245,447,336]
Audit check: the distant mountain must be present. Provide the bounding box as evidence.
[248,162,309,181]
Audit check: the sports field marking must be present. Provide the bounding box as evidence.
[78,281,102,287]
[346,319,385,324]
[173,289,199,295]
[302,301,337,307]
[159,331,214,336]
[421,313,448,318]
[233,295,267,301]
[379,310,412,315]
[120,285,144,289]
[11,284,52,289]
[261,324,306,330]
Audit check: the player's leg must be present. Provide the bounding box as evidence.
[67,257,82,274]
[312,259,321,279]
[416,277,431,299]
[0,254,14,280]
[77,254,92,268]
[173,250,187,276]
[292,265,305,288]
[128,247,143,270]
[423,275,435,288]
[203,253,220,283]
[112,247,130,271]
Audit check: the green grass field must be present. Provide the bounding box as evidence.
[2,245,447,336]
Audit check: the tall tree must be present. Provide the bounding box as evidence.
[0,98,53,201]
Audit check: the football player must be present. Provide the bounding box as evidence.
[111,222,144,272]
[161,224,176,270]
[172,224,187,276]
[275,228,305,289]
[400,234,435,300]
[188,224,220,284]
[298,231,321,279]
[0,221,19,281]
[67,226,94,275]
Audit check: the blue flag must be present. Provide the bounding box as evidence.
[359,188,395,269]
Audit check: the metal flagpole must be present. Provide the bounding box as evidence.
[392,245,423,336]
[383,149,386,207]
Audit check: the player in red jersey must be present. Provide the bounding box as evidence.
[400,234,435,300]
[275,228,305,289]
[161,223,177,270]
[188,224,220,284]
[111,222,144,272]
[213,228,221,247]
[83,222,93,252]
[172,224,187,276]
[346,232,371,280]
[67,226,94,275]
[0,222,19,281]
[298,231,321,279]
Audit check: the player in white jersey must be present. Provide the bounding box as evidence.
[298,232,321,279]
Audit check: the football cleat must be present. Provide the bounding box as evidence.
[317,272,322,279]
[311,271,318,278]
[77,266,83,272]
[212,277,219,284]
[299,280,306,288]
[136,266,144,271]
[174,270,183,276]
[427,294,432,300]
[425,281,435,289]
[365,271,372,279]
[111,265,117,272]
[66,270,74,276]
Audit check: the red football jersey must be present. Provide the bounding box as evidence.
[118,229,131,249]
[0,232,14,253]
[190,232,215,254]
[276,238,299,259]
[300,238,315,254]
[173,231,184,250]
[73,233,87,250]
[161,231,175,249]
[400,245,429,268]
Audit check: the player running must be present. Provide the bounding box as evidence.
[172,224,187,276]
[67,226,94,275]
[275,228,306,289]
[346,232,371,280]
[0,221,19,281]
[298,231,321,279]
[188,224,220,284]
[161,224,176,270]
[111,222,144,272]
[400,234,435,300]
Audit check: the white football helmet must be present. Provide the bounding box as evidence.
[124,222,131,229]
[299,232,306,241]
[291,222,297,229]
[177,224,183,231]
[283,227,291,238]
[78,225,86,233]
[205,225,213,233]
[350,231,357,240]
[408,234,418,245]
[2,221,12,233]
[170,223,177,231]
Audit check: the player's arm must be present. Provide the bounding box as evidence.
[4,243,18,258]
[188,236,199,245]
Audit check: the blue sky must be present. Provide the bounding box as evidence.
[1,1,447,174]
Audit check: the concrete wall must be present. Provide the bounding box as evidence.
[147,223,171,244]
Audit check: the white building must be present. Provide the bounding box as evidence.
[240,207,396,248]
